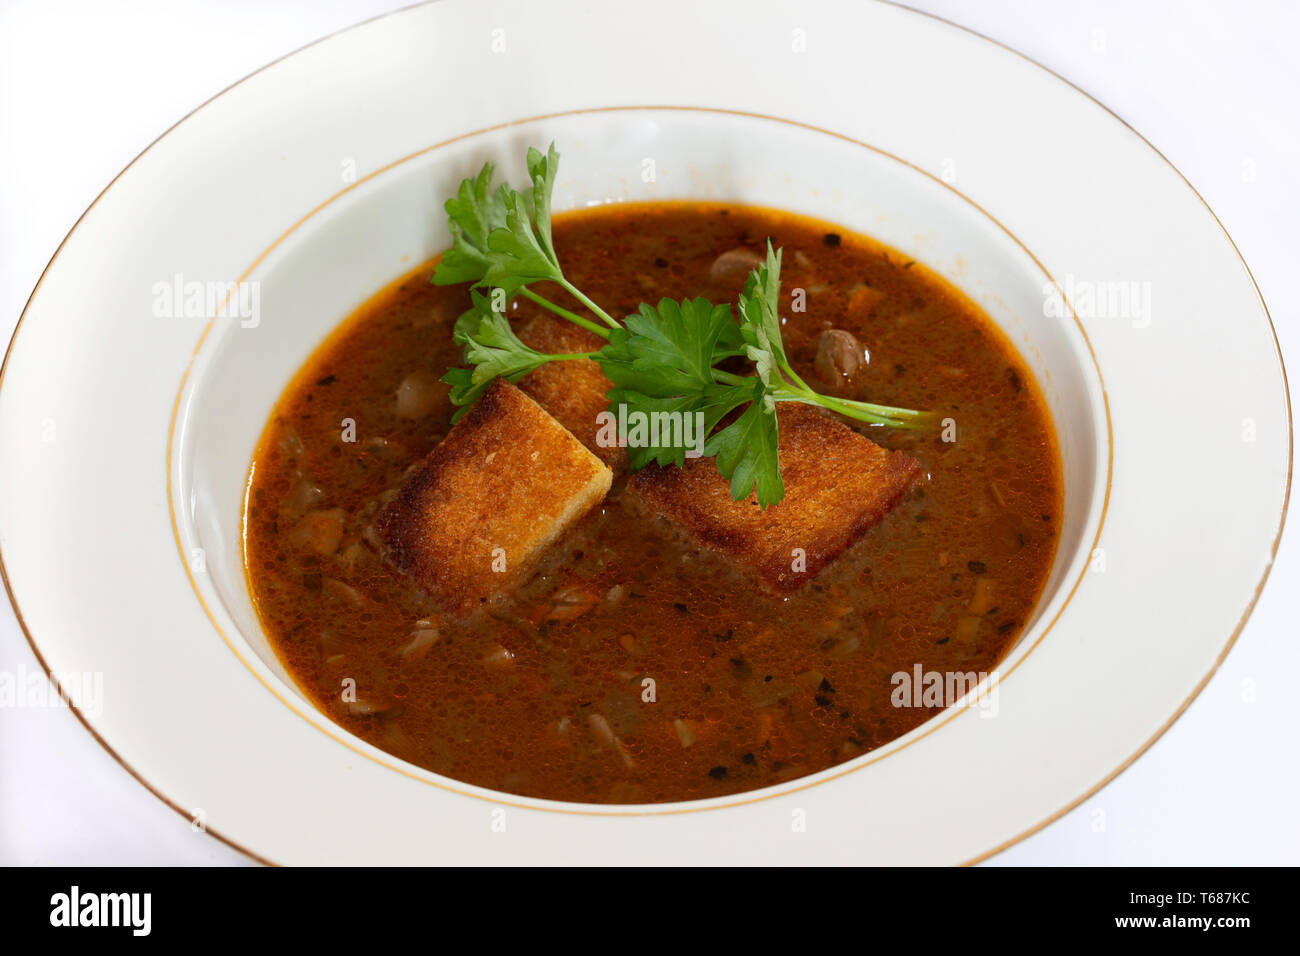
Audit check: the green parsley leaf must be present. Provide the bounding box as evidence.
[433,143,564,294]
[441,290,552,421]
[526,144,559,261]
[597,297,752,469]
[703,381,785,507]
[432,165,511,286]
[482,182,562,292]
[736,241,787,379]
[599,297,737,397]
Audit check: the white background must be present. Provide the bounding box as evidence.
[1,0,1295,865]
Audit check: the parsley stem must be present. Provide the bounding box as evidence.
[824,394,929,421]
[558,278,622,330]
[543,351,601,361]
[778,358,815,395]
[711,369,750,387]
[778,390,930,428]
[713,368,925,428]
[519,287,611,340]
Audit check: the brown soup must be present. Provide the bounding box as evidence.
[245,202,1062,803]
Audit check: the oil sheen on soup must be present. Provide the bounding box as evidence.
[245,203,1063,804]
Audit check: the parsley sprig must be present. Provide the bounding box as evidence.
[432,144,929,507]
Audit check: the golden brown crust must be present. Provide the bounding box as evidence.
[515,315,624,470]
[629,403,922,590]
[376,379,612,616]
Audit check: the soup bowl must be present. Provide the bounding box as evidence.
[177,105,1109,806]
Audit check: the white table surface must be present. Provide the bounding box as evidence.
[1,0,1296,866]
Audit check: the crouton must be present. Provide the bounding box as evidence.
[515,315,623,469]
[376,379,612,616]
[629,403,922,590]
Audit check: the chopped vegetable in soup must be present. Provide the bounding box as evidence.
[245,202,1062,803]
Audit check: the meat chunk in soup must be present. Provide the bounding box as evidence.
[630,403,922,589]
[376,378,612,615]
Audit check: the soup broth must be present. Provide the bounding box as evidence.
[245,203,1062,803]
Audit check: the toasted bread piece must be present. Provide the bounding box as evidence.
[376,379,612,616]
[629,403,922,590]
[515,315,623,469]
